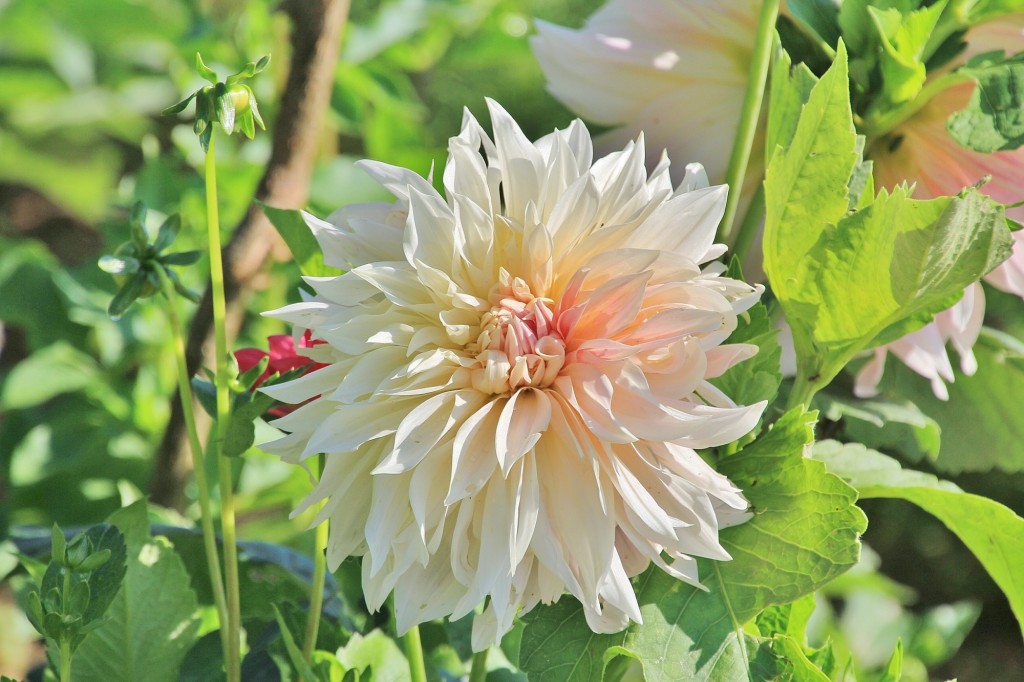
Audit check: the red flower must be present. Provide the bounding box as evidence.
[234,332,326,417]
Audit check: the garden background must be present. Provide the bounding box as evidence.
[1,0,1022,679]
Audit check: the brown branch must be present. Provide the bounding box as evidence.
[149,0,351,509]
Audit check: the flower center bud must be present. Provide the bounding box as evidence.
[469,270,565,394]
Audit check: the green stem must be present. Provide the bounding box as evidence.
[786,355,847,412]
[204,132,242,682]
[302,455,328,664]
[156,265,230,656]
[60,569,72,682]
[860,72,972,139]
[786,363,815,412]
[59,635,72,682]
[720,0,779,246]
[217,457,241,678]
[403,625,428,682]
[468,648,489,682]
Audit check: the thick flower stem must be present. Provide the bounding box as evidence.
[59,636,71,682]
[786,356,846,411]
[302,455,329,665]
[156,266,230,655]
[468,649,489,682]
[720,0,780,246]
[204,133,242,682]
[403,625,428,682]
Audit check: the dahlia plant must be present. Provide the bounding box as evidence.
[6,2,1024,681]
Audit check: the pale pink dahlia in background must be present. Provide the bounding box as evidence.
[531,0,762,194]
[858,16,1024,399]
[260,100,766,648]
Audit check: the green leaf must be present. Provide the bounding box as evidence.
[159,250,202,266]
[221,391,278,457]
[108,271,148,319]
[868,2,945,104]
[161,90,197,116]
[764,42,859,327]
[847,137,875,211]
[755,594,816,641]
[709,299,782,409]
[813,187,1009,352]
[195,52,218,84]
[948,50,1024,152]
[880,639,903,682]
[813,440,1024,638]
[164,267,201,303]
[272,603,320,682]
[873,328,1024,471]
[76,549,111,572]
[250,93,265,130]
[152,213,181,253]
[260,203,333,277]
[190,376,218,418]
[215,82,235,134]
[815,392,941,462]
[129,203,149,248]
[768,43,1012,391]
[238,110,256,139]
[50,524,67,566]
[787,0,841,46]
[765,635,832,682]
[336,629,412,682]
[72,500,201,682]
[520,409,865,681]
[0,341,100,410]
[40,524,126,650]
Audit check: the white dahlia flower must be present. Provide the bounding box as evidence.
[531,0,763,194]
[261,100,766,648]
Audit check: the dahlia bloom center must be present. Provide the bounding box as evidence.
[470,270,565,394]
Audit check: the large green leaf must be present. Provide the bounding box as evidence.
[765,46,818,161]
[815,392,941,463]
[948,50,1024,152]
[0,341,100,410]
[519,410,866,681]
[813,440,1024,638]
[72,501,201,682]
[872,330,1024,472]
[764,43,859,314]
[709,299,782,410]
[764,41,1012,393]
[811,186,1008,353]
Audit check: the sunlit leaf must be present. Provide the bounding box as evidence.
[260,203,334,277]
[72,501,200,682]
[814,440,1024,638]
[948,50,1024,152]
